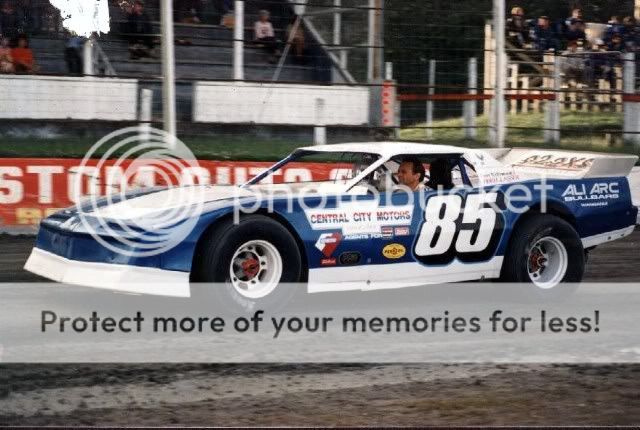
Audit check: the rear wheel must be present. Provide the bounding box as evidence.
[500,214,584,299]
[192,215,303,313]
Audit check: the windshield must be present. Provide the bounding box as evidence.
[247,151,380,186]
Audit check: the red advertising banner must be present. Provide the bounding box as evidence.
[0,159,338,227]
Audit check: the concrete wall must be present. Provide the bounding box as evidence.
[193,82,370,126]
[0,75,138,121]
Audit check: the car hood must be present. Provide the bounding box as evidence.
[87,185,253,221]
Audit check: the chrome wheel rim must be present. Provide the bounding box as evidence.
[229,240,282,299]
[527,236,568,289]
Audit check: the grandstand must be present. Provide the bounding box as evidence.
[1,0,380,141]
[0,0,639,150]
[30,1,329,81]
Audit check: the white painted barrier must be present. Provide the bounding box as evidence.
[0,75,139,121]
[193,82,370,125]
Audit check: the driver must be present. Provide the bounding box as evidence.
[396,157,426,191]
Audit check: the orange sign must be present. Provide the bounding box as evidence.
[0,159,338,227]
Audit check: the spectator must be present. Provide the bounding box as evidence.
[23,0,48,34]
[532,16,559,52]
[286,16,305,63]
[605,16,624,44]
[560,40,586,83]
[254,10,280,63]
[622,16,640,52]
[64,34,84,75]
[11,33,33,73]
[0,0,24,42]
[565,18,587,44]
[214,0,234,26]
[608,32,625,52]
[506,6,530,48]
[126,0,155,60]
[174,0,203,24]
[565,8,583,27]
[222,0,233,14]
[586,39,616,86]
[0,35,13,72]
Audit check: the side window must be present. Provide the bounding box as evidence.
[451,165,465,187]
[389,154,477,190]
[455,160,480,188]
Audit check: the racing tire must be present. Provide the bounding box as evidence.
[192,215,303,314]
[500,214,584,300]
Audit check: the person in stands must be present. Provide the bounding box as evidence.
[64,33,84,75]
[506,6,530,48]
[622,16,640,52]
[605,16,624,44]
[11,33,33,73]
[532,16,560,52]
[565,18,587,44]
[126,0,155,60]
[0,0,23,42]
[565,7,583,27]
[0,35,14,73]
[254,9,280,63]
[286,15,305,63]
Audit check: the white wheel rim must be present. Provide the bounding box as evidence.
[229,240,283,299]
[527,236,568,289]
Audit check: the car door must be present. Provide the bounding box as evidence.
[366,160,506,288]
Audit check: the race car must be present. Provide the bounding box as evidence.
[25,142,638,311]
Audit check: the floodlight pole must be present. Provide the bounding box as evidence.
[493,0,507,148]
[234,0,244,80]
[367,0,384,82]
[161,0,177,144]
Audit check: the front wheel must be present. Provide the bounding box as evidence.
[500,214,585,299]
[192,215,303,313]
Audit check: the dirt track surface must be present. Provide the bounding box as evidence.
[1,232,640,426]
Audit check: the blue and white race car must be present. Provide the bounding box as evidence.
[25,143,638,311]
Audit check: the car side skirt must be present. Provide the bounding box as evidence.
[307,257,504,293]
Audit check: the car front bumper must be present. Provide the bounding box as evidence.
[24,247,191,297]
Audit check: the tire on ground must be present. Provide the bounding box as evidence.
[192,215,303,313]
[500,214,585,300]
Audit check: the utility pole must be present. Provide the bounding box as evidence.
[367,0,384,82]
[160,0,177,144]
[492,0,506,148]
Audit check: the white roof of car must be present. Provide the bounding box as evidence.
[298,142,469,158]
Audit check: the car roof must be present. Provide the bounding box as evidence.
[297,142,468,158]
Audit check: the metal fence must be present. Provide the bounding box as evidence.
[0,0,639,155]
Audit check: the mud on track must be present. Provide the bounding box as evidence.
[1,231,639,425]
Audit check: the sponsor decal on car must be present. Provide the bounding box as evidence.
[339,251,362,266]
[477,168,521,185]
[513,153,595,172]
[562,182,620,207]
[305,204,413,235]
[320,258,337,266]
[382,243,406,260]
[344,225,409,241]
[381,226,394,239]
[394,227,410,236]
[315,232,342,257]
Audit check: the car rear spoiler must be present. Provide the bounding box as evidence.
[485,148,639,179]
